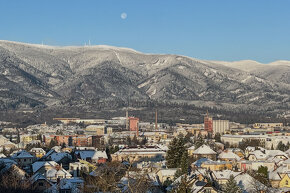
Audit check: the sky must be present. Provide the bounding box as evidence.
[0,0,289,63]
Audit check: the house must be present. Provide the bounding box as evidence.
[91,150,108,163]
[46,152,72,170]
[218,150,241,162]
[30,172,52,192]
[192,158,212,168]
[46,165,72,182]
[211,170,241,185]
[248,150,267,161]
[234,173,267,193]
[191,145,217,160]
[188,145,196,156]
[75,149,108,163]
[32,161,59,174]
[201,160,233,171]
[191,182,218,193]
[111,146,166,162]
[156,168,178,183]
[12,150,36,167]
[69,162,90,176]
[265,150,288,160]
[30,148,46,158]
[46,177,84,193]
[269,159,290,188]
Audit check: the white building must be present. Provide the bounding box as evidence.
[213,120,229,134]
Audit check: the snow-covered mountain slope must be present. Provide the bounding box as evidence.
[0,40,289,111]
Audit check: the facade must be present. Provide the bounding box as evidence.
[213,120,229,134]
[30,148,46,158]
[253,123,283,128]
[192,145,217,160]
[44,135,92,147]
[129,117,139,136]
[204,113,213,133]
[85,125,106,135]
[111,146,166,162]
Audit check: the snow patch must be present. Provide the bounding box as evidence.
[138,80,151,88]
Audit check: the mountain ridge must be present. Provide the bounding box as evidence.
[0,40,289,119]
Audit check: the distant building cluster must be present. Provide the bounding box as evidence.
[0,111,289,192]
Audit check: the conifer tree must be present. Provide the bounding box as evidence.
[222,175,242,193]
[180,150,189,175]
[166,135,186,168]
[166,137,178,168]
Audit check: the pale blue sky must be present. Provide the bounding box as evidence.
[0,0,289,63]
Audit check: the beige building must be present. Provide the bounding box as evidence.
[156,168,178,183]
[213,120,229,134]
[111,146,166,162]
[85,125,105,135]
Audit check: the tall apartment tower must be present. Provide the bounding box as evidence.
[204,111,213,133]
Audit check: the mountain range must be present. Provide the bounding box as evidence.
[0,40,289,122]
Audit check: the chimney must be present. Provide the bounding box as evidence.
[126,109,129,130]
[155,109,158,131]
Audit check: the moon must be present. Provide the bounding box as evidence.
[121,12,127,19]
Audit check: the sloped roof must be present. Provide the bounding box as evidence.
[193,158,211,167]
[32,161,58,173]
[50,152,72,162]
[158,168,178,176]
[12,150,34,159]
[265,150,288,159]
[75,150,95,160]
[92,150,108,160]
[188,145,195,150]
[248,150,267,160]
[0,153,6,158]
[212,170,241,180]
[235,173,266,192]
[193,145,216,155]
[269,171,281,180]
[218,151,241,161]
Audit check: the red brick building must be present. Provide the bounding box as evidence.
[129,117,139,136]
[44,135,92,147]
[204,113,213,133]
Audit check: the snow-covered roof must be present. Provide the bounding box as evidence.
[30,172,51,184]
[193,145,216,155]
[92,150,108,160]
[248,150,267,160]
[218,151,241,161]
[50,152,72,162]
[265,150,288,159]
[12,150,34,159]
[0,153,6,158]
[46,167,72,178]
[212,170,241,180]
[193,158,212,167]
[30,148,46,153]
[188,145,195,150]
[75,150,95,160]
[269,170,281,180]
[158,168,178,177]
[32,161,58,173]
[235,173,266,192]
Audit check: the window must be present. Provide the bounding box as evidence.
[39,182,44,186]
[286,180,288,185]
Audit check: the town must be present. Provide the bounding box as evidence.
[0,111,289,193]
